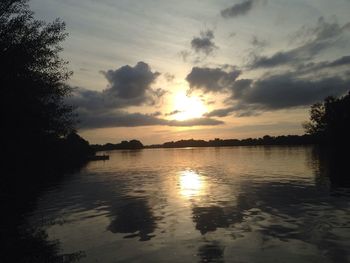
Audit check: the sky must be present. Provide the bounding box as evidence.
[30,0,350,144]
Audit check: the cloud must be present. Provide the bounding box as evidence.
[215,74,350,117]
[251,18,350,69]
[221,0,258,18]
[197,66,349,117]
[234,74,350,109]
[101,61,160,99]
[149,111,162,117]
[165,110,182,116]
[297,55,350,75]
[180,30,218,63]
[78,110,224,129]
[205,107,236,118]
[191,30,217,56]
[186,66,241,93]
[68,62,163,112]
[205,104,262,118]
[66,61,224,129]
[191,17,350,118]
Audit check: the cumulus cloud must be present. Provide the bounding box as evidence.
[191,30,218,56]
[68,62,163,112]
[67,61,224,129]
[101,61,160,100]
[221,0,261,18]
[186,66,241,93]
[251,17,350,69]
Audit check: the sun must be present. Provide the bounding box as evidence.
[172,91,207,120]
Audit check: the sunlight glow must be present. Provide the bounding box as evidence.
[179,170,203,198]
[172,91,207,120]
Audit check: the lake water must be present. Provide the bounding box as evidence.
[25,146,350,262]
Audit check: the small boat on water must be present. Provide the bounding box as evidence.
[88,155,109,161]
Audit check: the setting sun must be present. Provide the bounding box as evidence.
[171,91,207,121]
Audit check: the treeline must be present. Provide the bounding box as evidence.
[92,140,144,151]
[92,135,316,152]
[146,134,316,149]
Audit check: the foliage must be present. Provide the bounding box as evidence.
[0,0,97,177]
[1,0,74,146]
[92,140,144,151]
[304,92,350,145]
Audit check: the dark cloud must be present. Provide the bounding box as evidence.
[205,104,261,118]
[251,18,350,69]
[180,30,218,64]
[68,62,163,112]
[149,111,162,117]
[186,66,241,93]
[235,74,350,109]
[191,30,217,56]
[68,62,226,129]
[101,61,160,99]
[165,110,182,116]
[78,110,224,129]
[192,17,350,118]
[205,107,236,118]
[221,0,257,18]
[297,55,350,75]
[216,74,349,117]
[200,67,349,117]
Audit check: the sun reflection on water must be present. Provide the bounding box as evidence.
[179,170,204,198]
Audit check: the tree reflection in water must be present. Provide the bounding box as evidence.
[197,241,224,263]
[107,197,160,241]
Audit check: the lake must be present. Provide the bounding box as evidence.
[24,146,350,262]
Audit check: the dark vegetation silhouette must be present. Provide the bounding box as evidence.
[303,91,350,147]
[304,92,350,185]
[1,0,95,179]
[1,1,92,261]
[92,139,144,151]
[145,135,316,149]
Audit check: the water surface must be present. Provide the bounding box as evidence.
[26,146,350,262]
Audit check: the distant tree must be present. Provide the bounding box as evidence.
[1,0,74,150]
[303,92,350,146]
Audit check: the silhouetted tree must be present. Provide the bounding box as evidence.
[1,0,75,157]
[0,0,89,174]
[303,92,350,146]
